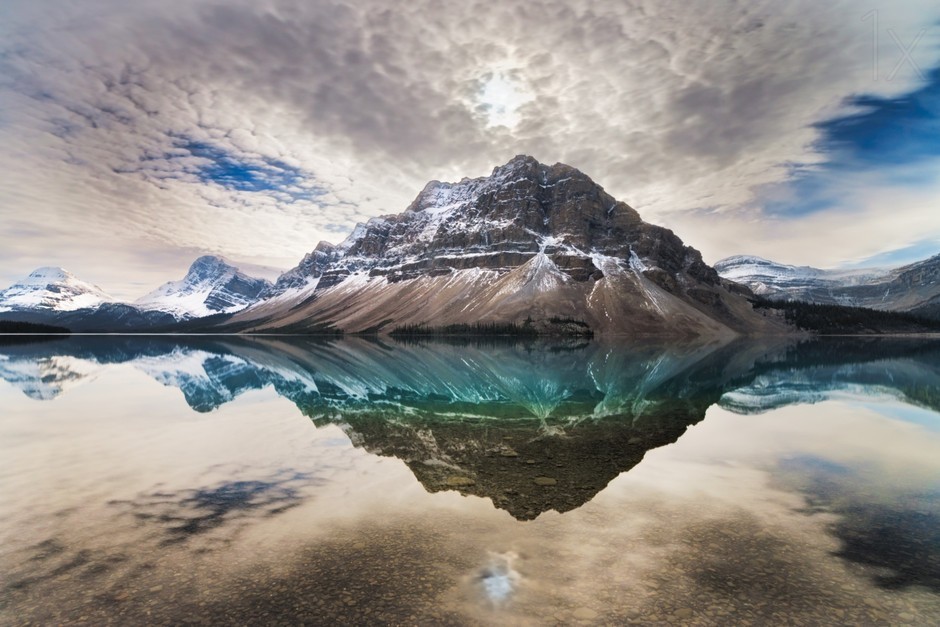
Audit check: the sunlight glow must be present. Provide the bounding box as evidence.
[477,72,532,129]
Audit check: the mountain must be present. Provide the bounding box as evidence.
[0,257,270,331]
[912,294,940,321]
[0,267,114,313]
[136,255,272,319]
[0,267,170,331]
[228,155,784,337]
[265,241,338,298]
[715,254,940,318]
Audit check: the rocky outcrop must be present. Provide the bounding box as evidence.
[321,157,719,287]
[265,241,339,296]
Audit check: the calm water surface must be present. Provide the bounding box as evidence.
[1,336,939,625]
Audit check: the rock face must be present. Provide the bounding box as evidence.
[136,255,272,319]
[232,156,782,337]
[264,242,339,297]
[716,254,940,319]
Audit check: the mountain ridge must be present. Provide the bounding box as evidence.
[715,253,940,318]
[0,267,115,313]
[0,256,271,331]
[6,156,935,335]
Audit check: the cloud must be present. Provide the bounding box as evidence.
[677,162,940,267]
[686,65,940,267]
[1,0,939,294]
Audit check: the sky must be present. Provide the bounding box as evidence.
[1,0,939,299]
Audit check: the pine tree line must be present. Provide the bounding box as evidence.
[389,322,541,337]
[753,298,940,334]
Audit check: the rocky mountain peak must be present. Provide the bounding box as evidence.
[136,255,271,318]
[228,157,779,337]
[405,155,591,215]
[186,255,236,280]
[488,154,587,183]
[324,154,705,287]
[496,152,540,170]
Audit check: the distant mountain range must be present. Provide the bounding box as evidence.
[1,156,937,335]
[715,254,940,320]
[0,256,270,331]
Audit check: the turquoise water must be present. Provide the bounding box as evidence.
[1,336,939,624]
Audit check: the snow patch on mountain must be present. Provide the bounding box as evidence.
[518,252,569,294]
[336,223,370,253]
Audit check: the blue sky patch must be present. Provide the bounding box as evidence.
[181,140,326,198]
[845,239,940,268]
[815,66,940,169]
[858,400,940,432]
[118,135,331,203]
[762,64,940,224]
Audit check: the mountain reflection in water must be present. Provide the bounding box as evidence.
[3,335,939,521]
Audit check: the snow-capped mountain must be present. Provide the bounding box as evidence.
[0,267,115,313]
[229,155,784,337]
[715,254,940,318]
[0,257,271,331]
[714,256,887,294]
[136,255,272,319]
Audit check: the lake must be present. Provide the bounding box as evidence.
[1,335,939,625]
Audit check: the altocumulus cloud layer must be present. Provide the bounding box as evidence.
[0,0,938,297]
